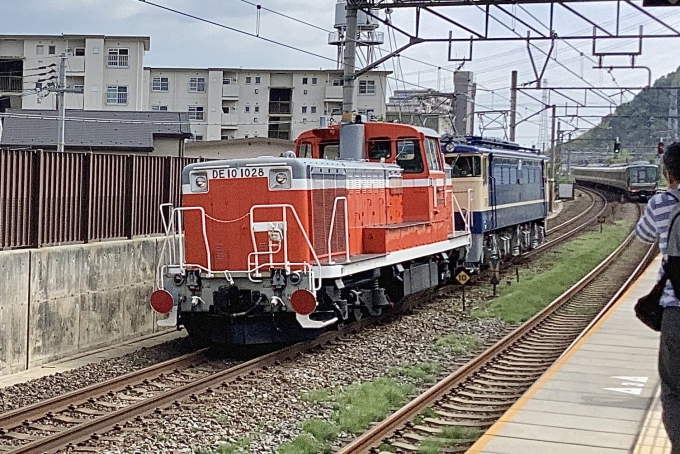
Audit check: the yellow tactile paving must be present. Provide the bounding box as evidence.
[633,386,673,454]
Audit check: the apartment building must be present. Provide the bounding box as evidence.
[143,68,388,141]
[0,34,148,112]
[0,34,389,141]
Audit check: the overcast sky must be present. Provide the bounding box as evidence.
[5,0,680,145]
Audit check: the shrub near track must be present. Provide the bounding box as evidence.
[472,221,632,324]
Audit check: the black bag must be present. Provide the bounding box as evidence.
[635,274,667,332]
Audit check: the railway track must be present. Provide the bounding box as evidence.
[337,216,653,454]
[0,189,617,454]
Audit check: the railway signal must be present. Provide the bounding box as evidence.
[613,138,621,154]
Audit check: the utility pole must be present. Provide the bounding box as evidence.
[46,53,80,152]
[549,104,557,212]
[342,2,359,124]
[56,53,67,153]
[509,70,517,142]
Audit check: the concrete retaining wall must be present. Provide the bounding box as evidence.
[0,237,166,376]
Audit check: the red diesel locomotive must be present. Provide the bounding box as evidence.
[151,121,471,345]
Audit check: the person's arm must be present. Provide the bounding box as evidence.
[635,199,658,244]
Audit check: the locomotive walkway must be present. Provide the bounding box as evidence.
[466,254,670,454]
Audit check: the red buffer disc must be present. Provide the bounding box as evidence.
[290,289,317,316]
[150,289,174,314]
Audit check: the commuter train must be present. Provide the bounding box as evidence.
[440,135,548,267]
[152,120,471,345]
[572,161,659,200]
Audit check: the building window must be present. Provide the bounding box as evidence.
[36,45,44,55]
[254,118,258,123]
[221,130,231,140]
[188,77,206,92]
[74,47,85,56]
[245,105,251,113]
[93,47,99,54]
[152,77,169,92]
[245,76,252,84]
[73,85,84,93]
[304,90,308,95]
[222,103,230,114]
[359,80,376,95]
[311,106,317,114]
[107,48,129,68]
[188,106,204,120]
[223,77,231,84]
[106,85,128,105]
[301,106,307,113]
[48,45,56,55]
[302,118,307,123]
[254,105,260,113]
[152,105,168,111]
[332,78,344,86]
[255,89,259,94]
[195,135,204,141]
[255,76,261,84]
[302,77,308,85]
[312,77,318,85]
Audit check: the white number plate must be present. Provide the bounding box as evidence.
[210,167,267,179]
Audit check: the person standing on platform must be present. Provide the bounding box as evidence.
[636,141,680,453]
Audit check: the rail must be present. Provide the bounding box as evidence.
[337,212,649,454]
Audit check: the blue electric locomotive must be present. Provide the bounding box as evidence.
[441,136,548,268]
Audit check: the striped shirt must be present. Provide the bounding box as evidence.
[636,189,680,307]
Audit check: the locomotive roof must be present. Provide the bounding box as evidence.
[446,144,548,161]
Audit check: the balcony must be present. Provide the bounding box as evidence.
[0,76,22,93]
[325,86,343,101]
[269,101,292,115]
[67,56,85,73]
[221,113,238,125]
[222,84,240,98]
[65,93,84,109]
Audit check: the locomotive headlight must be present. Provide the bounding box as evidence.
[445,142,455,152]
[275,172,288,185]
[190,171,209,193]
[269,168,291,189]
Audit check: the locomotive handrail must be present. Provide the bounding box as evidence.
[447,188,472,235]
[327,197,350,265]
[249,204,323,291]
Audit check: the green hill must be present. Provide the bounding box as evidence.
[565,66,680,162]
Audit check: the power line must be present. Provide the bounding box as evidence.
[137,0,337,64]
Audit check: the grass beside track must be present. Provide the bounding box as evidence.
[471,221,632,324]
[200,221,633,454]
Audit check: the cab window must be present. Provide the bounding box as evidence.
[298,142,312,158]
[396,139,424,174]
[321,143,339,160]
[451,156,481,178]
[425,138,442,171]
[368,138,392,160]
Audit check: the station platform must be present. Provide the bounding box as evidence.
[467,255,671,454]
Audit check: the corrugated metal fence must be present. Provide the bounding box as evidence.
[0,150,200,250]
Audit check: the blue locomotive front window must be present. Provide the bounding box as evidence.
[450,156,481,178]
[396,140,424,174]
